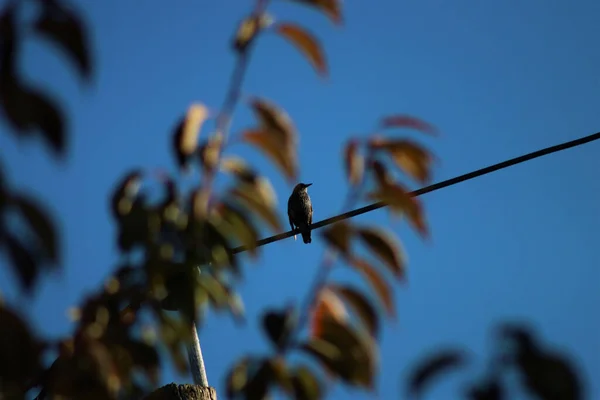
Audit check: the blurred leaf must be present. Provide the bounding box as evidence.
[4,233,38,291]
[217,201,260,257]
[110,170,143,220]
[12,194,59,264]
[370,159,392,187]
[369,139,434,184]
[343,139,364,186]
[127,340,160,385]
[242,128,298,182]
[407,348,469,399]
[291,365,323,400]
[302,316,377,388]
[310,287,347,338]
[367,183,429,238]
[220,156,258,184]
[0,3,17,73]
[172,103,209,170]
[33,1,92,80]
[348,256,395,318]
[261,307,297,351]
[327,284,379,338]
[0,82,66,156]
[226,356,252,398]
[498,324,582,400]
[269,357,294,395]
[230,179,282,233]
[275,23,327,77]
[321,221,354,256]
[0,304,43,396]
[379,115,437,136]
[356,226,405,280]
[289,0,342,24]
[465,379,504,400]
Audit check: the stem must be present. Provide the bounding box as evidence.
[187,321,209,387]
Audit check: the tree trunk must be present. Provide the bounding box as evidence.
[142,383,217,400]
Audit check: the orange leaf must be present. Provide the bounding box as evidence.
[380,115,437,136]
[343,139,364,186]
[275,23,327,77]
[242,129,297,182]
[348,257,395,318]
[369,139,434,184]
[310,288,347,338]
[290,0,343,25]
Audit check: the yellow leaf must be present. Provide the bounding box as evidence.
[356,226,406,280]
[348,256,395,318]
[370,139,434,184]
[290,0,343,25]
[172,103,209,170]
[275,23,328,77]
[242,129,297,181]
[343,139,364,186]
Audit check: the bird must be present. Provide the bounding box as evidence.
[287,182,313,244]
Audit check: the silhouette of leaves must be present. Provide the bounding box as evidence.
[262,306,297,351]
[33,0,92,80]
[275,23,327,77]
[407,348,469,399]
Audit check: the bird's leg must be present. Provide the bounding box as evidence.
[288,216,297,240]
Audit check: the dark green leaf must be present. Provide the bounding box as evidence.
[407,348,469,398]
[261,307,296,350]
[33,2,92,80]
[3,233,38,291]
[291,365,323,400]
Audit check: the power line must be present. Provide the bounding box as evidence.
[232,131,600,255]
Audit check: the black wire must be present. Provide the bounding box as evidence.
[232,131,600,255]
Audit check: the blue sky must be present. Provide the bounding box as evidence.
[1,0,599,398]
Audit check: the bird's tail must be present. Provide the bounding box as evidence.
[301,230,311,244]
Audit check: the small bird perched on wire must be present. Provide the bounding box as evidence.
[287,182,313,244]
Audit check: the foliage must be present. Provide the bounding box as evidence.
[0,0,589,400]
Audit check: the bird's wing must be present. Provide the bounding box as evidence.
[308,202,313,225]
[288,210,297,240]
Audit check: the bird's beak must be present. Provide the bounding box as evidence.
[306,183,313,187]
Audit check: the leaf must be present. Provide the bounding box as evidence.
[356,226,405,280]
[4,233,39,291]
[343,139,364,186]
[0,82,66,156]
[110,170,143,220]
[407,349,469,398]
[367,183,429,238]
[216,201,260,257]
[225,356,254,398]
[465,378,504,400]
[220,156,258,184]
[290,0,343,25]
[12,194,59,264]
[172,103,209,170]
[327,284,379,338]
[0,304,43,392]
[302,316,377,388]
[348,257,395,318]
[369,139,434,184]
[379,115,437,136]
[33,2,92,80]
[198,135,223,175]
[229,179,282,233]
[310,288,347,338]
[291,365,323,400]
[250,97,298,140]
[275,23,327,77]
[242,128,297,182]
[321,221,354,256]
[261,307,297,351]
